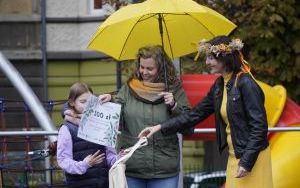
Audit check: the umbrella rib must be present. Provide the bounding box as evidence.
[118,15,148,60]
[138,14,157,22]
[185,12,215,38]
[88,26,107,48]
[119,14,166,59]
[139,13,188,22]
[161,15,174,59]
[88,14,156,49]
[160,12,216,58]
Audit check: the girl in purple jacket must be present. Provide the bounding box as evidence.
[57,82,117,188]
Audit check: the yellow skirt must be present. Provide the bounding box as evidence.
[226,138,273,188]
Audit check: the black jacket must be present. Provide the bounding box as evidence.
[161,73,269,171]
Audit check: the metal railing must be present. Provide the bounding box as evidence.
[1,127,300,137]
[193,127,300,133]
[0,127,300,187]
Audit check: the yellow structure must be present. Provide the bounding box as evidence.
[256,81,286,127]
[270,132,300,188]
[255,81,300,188]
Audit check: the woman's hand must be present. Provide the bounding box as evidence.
[138,124,161,138]
[83,150,105,167]
[64,109,78,118]
[117,149,129,159]
[236,165,250,178]
[98,94,112,104]
[159,92,176,108]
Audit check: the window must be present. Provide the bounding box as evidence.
[89,0,116,16]
[89,0,131,16]
[94,0,103,9]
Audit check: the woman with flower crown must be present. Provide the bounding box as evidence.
[138,36,273,187]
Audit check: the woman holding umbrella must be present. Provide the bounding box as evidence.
[138,36,273,188]
[65,45,192,188]
[110,45,191,188]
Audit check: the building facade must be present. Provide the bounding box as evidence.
[0,0,124,126]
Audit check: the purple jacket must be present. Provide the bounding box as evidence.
[57,125,117,175]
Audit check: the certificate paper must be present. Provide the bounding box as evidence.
[78,95,121,147]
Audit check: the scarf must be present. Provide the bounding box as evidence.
[128,78,180,104]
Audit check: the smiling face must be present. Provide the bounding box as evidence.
[139,57,159,82]
[205,54,226,75]
[70,92,92,114]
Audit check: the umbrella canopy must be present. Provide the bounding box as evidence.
[88,0,236,60]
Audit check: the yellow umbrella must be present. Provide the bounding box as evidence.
[88,0,236,60]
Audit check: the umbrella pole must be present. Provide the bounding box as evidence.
[159,15,183,188]
[158,14,169,91]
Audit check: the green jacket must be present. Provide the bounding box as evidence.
[114,83,191,179]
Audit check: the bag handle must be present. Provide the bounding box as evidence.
[111,137,148,169]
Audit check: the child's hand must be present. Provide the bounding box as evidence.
[98,94,112,104]
[83,150,105,167]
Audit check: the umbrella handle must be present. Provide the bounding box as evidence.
[158,14,168,91]
[163,61,169,91]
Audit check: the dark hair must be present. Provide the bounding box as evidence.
[131,45,179,85]
[208,36,243,74]
[68,82,93,109]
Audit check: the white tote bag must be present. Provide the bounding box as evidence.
[109,137,148,188]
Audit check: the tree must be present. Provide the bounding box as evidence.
[192,0,300,103]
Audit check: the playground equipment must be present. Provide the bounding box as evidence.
[181,74,300,188]
[0,52,57,143]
